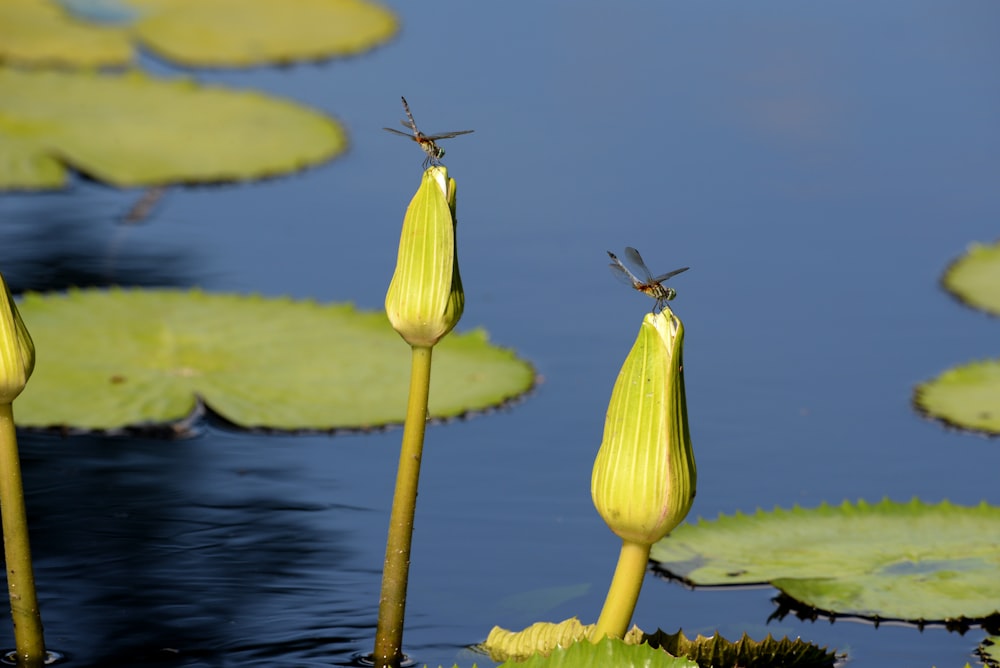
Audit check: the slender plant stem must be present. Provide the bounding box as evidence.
[591,539,650,641]
[0,403,45,667]
[373,345,433,667]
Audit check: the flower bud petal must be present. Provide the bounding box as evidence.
[592,309,696,544]
[0,272,34,403]
[385,166,464,347]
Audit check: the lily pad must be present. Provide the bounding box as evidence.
[650,499,1000,624]
[943,241,1000,316]
[484,619,834,668]
[127,0,398,67]
[1,0,397,68]
[914,359,1000,435]
[484,618,606,663]
[0,67,346,189]
[980,636,1000,666]
[642,629,837,668]
[13,288,536,434]
[0,0,131,67]
[498,636,698,668]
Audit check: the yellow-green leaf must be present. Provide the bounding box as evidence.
[651,499,1000,624]
[943,240,1000,316]
[0,67,346,189]
[127,0,398,67]
[0,0,397,68]
[14,288,536,435]
[0,0,132,67]
[497,636,699,668]
[914,359,1000,435]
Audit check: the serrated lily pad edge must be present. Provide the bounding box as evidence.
[651,498,1000,630]
[767,589,1000,634]
[15,354,539,440]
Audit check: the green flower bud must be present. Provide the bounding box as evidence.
[0,272,34,403]
[592,309,696,545]
[385,166,464,347]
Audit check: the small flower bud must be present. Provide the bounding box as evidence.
[592,309,696,544]
[0,272,34,403]
[385,166,464,347]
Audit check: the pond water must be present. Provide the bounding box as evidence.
[2,1,999,666]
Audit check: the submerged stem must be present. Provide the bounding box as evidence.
[373,345,433,667]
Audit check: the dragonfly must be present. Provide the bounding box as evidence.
[607,247,689,312]
[383,96,475,168]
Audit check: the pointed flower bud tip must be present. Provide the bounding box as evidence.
[385,166,464,347]
[592,308,696,544]
[0,272,34,403]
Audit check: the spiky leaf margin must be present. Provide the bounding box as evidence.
[496,635,697,668]
[643,629,837,668]
[651,499,1000,624]
[14,288,535,435]
[979,635,1000,667]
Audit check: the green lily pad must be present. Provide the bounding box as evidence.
[1,0,396,68]
[650,499,1000,624]
[913,359,1000,435]
[127,0,398,67]
[484,619,833,668]
[943,241,1000,316]
[642,629,838,668]
[0,67,346,189]
[980,636,1000,665]
[484,618,606,663]
[496,635,698,668]
[0,0,131,67]
[13,288,536,435]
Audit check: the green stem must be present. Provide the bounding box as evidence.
[0,403,45,667]
[373,345,433,668]
[591,539,650,641]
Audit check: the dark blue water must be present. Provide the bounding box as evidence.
[2,1,999,666]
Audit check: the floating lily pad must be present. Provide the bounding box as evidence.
[0,67,346,189]
[498,636,698,668]
[485,622,695,668]
[127,0,398,67]
[943,241,1000,316]
[913,359,1000,435]
[14,288,536,435]
[980,636,1000,665]
[0,0,131,66]
[642,629,837,668]
[650,499,1000,624]
[484,618,603,663]
[1,0,396,68]
[484,619,834,667]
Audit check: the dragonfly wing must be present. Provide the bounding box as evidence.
[622,247,655,282]
[383,127,416,138]
[607,252,642,287]
[424,130,476,140]
[651,267,690,283]
[400,97,421,131]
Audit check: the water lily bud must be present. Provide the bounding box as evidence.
[385,166,464,347]
[592,309,695,545]
[0,272,34,403]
